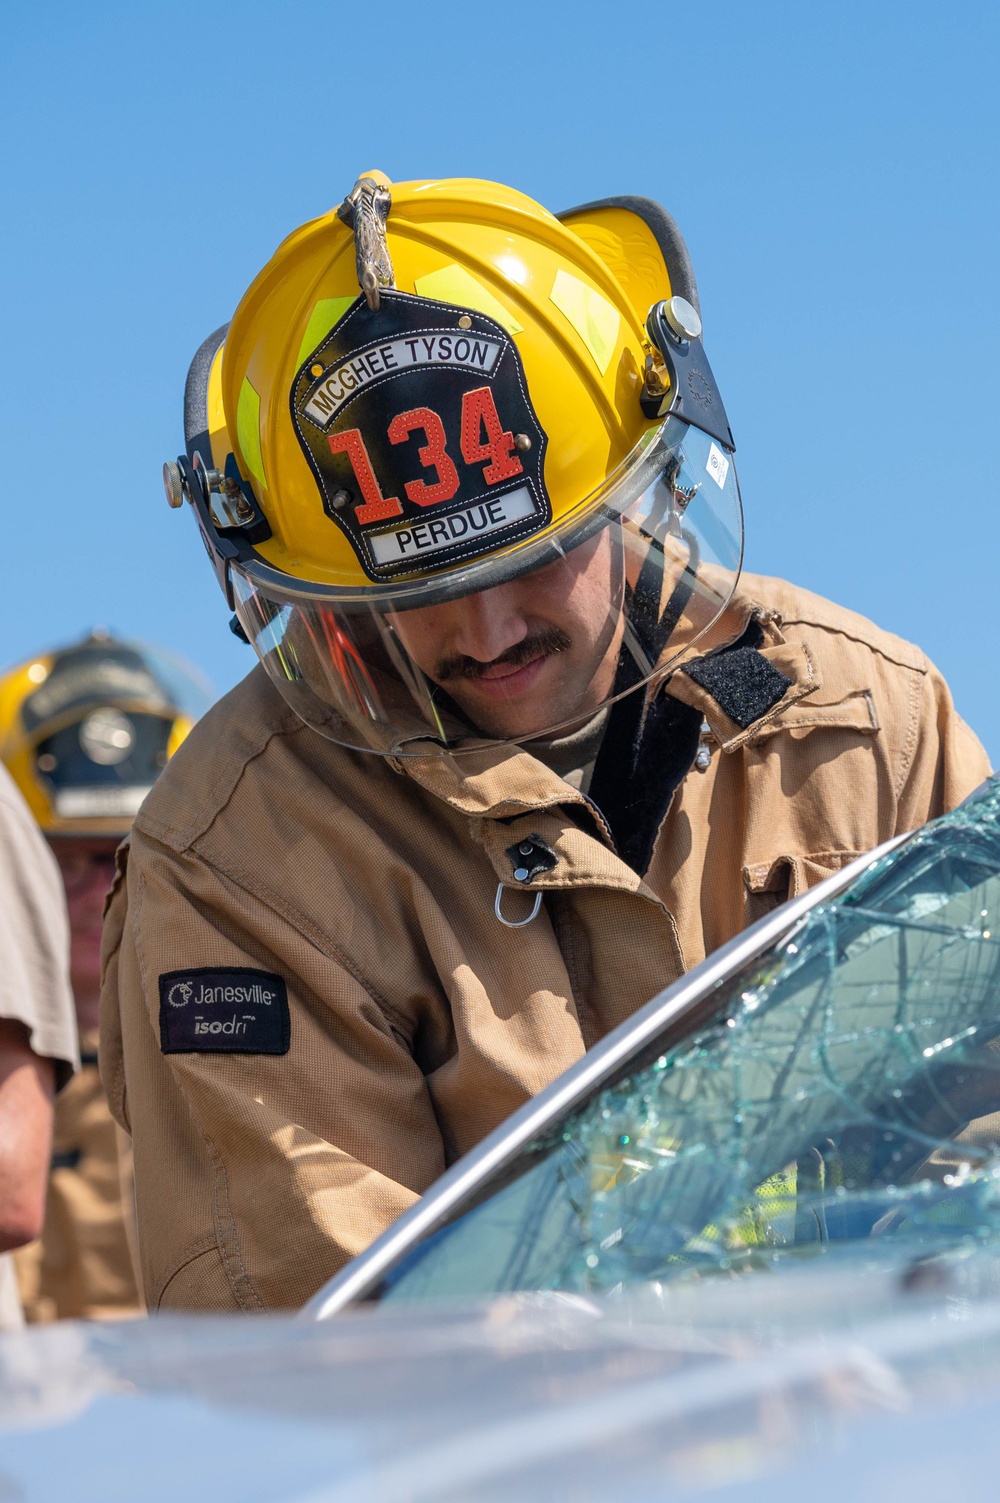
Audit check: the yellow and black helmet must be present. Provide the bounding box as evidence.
[166,174,743,756]
[0,632,211,835]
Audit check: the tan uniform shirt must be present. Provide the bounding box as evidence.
[100,575,991,1313]
[0,763,78,1327]
[0,765,77,1076]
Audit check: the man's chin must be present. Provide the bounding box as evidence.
[454,688,592,744]
[443,655,547,739]
[440,650,614,744]
[449,691,552,743]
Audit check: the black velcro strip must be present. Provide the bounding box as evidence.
[683,638,792,730]
[159,968,290,1055]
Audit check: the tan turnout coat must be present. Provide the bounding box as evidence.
[100,574,991,1311]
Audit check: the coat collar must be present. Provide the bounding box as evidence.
[398,584,824,816]
[396,737,590,820]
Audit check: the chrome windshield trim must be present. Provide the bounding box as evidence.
[304,833,909,1320]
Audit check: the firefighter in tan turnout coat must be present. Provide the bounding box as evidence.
[102,173,990,1312]
[0,630,207,1320]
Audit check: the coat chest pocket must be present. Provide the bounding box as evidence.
[743,851,869,926]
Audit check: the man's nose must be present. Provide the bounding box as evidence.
[448,587,528,663]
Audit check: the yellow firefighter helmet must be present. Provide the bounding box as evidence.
[166,174,742,756]
[0,631,211,836]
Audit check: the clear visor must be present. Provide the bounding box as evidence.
[231,416,744,757]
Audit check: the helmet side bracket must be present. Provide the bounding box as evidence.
[643,302,735,451]
[173,453,245,609]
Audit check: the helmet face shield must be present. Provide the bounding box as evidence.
[230,415,743,757]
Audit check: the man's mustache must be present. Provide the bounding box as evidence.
[433,627,571,684]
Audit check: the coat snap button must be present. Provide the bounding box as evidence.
[695,720,713,772]
[504,834,558,884]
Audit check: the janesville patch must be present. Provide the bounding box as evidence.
[290,290,550,583]
[158,967,290,1055]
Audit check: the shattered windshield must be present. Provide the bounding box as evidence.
[379,777,1000,1303]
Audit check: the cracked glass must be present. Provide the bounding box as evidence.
[379,776,1000,1302]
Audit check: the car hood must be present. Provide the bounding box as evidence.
[3,1246,1000,1501]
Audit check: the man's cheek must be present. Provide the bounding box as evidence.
[387,618,437,676]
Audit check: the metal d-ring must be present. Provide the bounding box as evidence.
[494,882,543,929]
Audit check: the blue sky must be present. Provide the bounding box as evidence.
[1,1,997,756]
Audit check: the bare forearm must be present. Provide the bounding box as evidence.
[0,1020,55,1251]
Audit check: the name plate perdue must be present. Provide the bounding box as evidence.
[367,485,537,565]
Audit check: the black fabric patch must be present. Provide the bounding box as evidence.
[588,689,702,878]
[583,586,703,877]
[159,968,290,1055]
[682,622,792,730]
